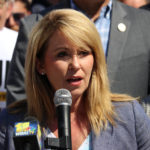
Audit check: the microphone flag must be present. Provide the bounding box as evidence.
[13,120,42,150]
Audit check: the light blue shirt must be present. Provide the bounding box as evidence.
[70,0,112,56]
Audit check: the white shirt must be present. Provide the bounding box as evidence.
[0,27,18,109]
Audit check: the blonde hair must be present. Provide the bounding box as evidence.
[25,9,135,134]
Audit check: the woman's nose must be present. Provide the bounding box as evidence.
[69,55,80,70]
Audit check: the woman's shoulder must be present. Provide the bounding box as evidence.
[0,100,27,126]
[113,100,150,135]
[0,107,26,150]
[0,108,26,127]
[112,101,150,148]
[112,100,148,120]
[113,100,145,113]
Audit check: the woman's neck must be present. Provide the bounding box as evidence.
[48,96,90,135]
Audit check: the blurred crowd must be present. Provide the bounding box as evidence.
[3,0,150,33]
[1,0,62,32]
[1,0,150,32]
[0,0,62,109]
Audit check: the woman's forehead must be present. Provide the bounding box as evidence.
[47,30,92,51]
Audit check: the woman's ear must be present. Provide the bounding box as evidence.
[36,58,45,75]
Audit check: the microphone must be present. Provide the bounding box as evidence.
[45,88,72,150]
[54,88,72,150]
[13,117,42,150]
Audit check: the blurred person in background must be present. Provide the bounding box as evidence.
[119,0,149,8]
[119,0,150,116]
[31,0,62,13]
[5,0,31,31]
[0,0,18,110]
[0,0,13,29]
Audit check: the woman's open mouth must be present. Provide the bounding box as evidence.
[67,76,82,85]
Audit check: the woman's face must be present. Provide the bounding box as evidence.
[37,30,94,100]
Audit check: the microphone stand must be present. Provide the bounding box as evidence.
[44,136,72,150]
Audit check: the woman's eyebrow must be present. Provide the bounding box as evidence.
[53,46,71,52]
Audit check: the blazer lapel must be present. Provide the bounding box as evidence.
[91,122,114,150]
[107,1,131,86]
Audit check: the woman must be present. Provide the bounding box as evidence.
[0,9,150,150]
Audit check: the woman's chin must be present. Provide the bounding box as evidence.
[70,89,84,100]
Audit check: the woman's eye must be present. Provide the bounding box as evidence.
[57,51,68,58]
[78,51,90,57]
